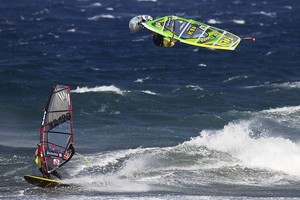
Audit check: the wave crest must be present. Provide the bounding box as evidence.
[186,120,300,177]
[71,85,123,95]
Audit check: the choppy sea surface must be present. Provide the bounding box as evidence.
[1,0,300,199]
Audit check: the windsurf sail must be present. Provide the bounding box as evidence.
[39,84,74,174]
[141,15,241,50]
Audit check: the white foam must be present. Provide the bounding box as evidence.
[265,51,273,56]
[186,120,300,177]
[88,14,115,20]
[173,85,204,92]
[131,38,145,42]
[134,77,150,83]
[67,174,150,192]
[244,81,300,90]
[89,67,100,71]
[70,148,153,176]
[142,90,157,95]
[137,0,157,2]
[198,63,207,67]
[48,32,59,39]
[223,75,248,83]
[71,85,123,95]
[262,105,300,115]
[67,148,154,192]
[67,28,76,32]
[91,3,102,7]
[283,5,292,10]
[33,8,50,15]
[186,85,203,91]
[232,19,245,24]
[135,79,143,83]
[207,19,221,24]
[261,106,300,129]
[272,81,300,89]
[66,105,300,189]
[253,11,276,18]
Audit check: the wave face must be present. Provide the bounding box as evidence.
[0,0,300,199]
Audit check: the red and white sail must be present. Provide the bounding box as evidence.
[39,84,74,173]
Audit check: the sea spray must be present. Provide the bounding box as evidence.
[186,120,300,177]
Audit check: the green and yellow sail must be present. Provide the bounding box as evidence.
[142,15,241,50]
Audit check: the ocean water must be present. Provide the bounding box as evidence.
[1,0,300,199]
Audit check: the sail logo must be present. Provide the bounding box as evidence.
[53,159,60,166]
[46,150,59,157]
[187,26,196,35]
[57,91,70,106]
[49,113,71,129]
[221,37,233,44]
[64,152,70,159]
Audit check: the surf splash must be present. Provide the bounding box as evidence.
[66,148,153,192]
[186,119,300,177]
[68,106,300,192]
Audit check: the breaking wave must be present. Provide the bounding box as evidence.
[67,105,300,194]
[272,82,300,89]
[71,85,124,95]
[232,19,245,24]
[88,14,116,21]
[187,120,300,177]
[141,90,157,95]
[244,81,300,89]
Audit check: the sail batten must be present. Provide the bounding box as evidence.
[46,131,73,135]
[48,110,72,113]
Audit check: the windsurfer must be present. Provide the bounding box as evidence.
[143,17,176,48]
[129,15,176,48]
[152,33,176,48]
[34,144,62,180]
[141,16,176,48]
